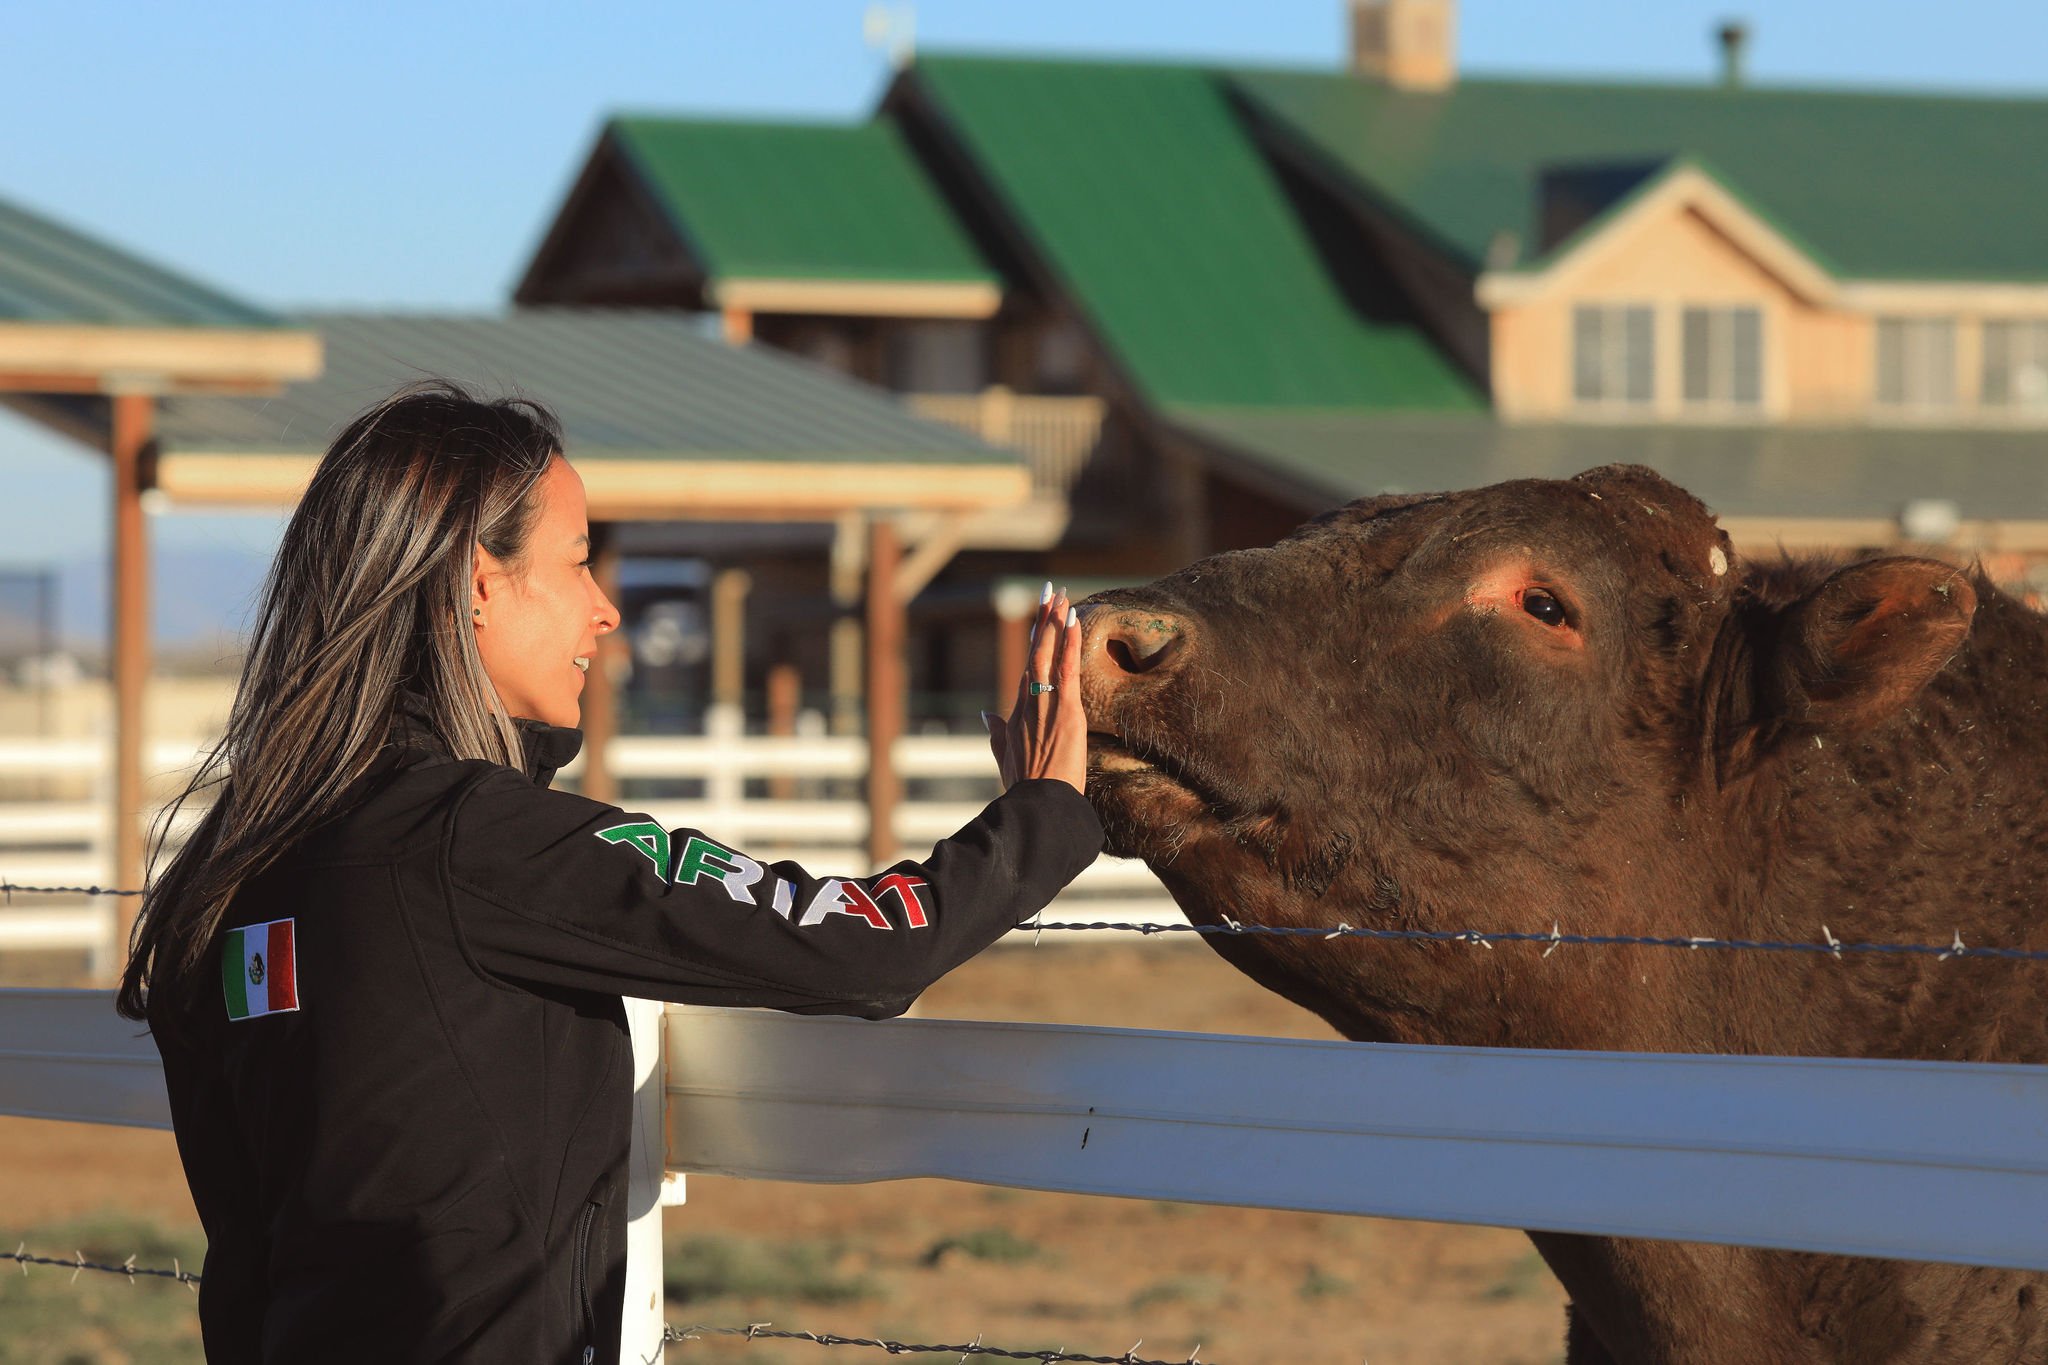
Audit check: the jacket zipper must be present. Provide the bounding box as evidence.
[572,1199,601,1363]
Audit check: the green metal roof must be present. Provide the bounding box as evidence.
[1172,406,2048,524]
[0,192,281,328]
[158,310,1011,463]
[608,117,996,285]
[1233,71,2048,282]
[907,55,1483,413]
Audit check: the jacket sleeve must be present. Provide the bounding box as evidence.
[443,768,1104,1017]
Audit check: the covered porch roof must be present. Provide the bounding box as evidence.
[0,189,324,912]
[0,191,319,402]
[154,309,1029,518]
[1171,406,2048,554]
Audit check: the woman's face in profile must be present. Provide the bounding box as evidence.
[473,456,620,728]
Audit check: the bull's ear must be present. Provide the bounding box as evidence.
[1766,557,1976,735]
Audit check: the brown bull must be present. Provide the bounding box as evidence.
[1077,464,2047,1364]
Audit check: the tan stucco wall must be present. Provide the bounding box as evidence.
[1782,307,1867,420]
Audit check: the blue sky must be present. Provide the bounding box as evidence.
[5,0,2047,632]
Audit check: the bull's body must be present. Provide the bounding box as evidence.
[1079,466,2048,1363]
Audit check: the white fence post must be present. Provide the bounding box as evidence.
[622,995,677,1361]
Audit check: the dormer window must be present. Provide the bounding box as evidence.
[1875,317,1957,410]
[1572,304,1654,408]
[1681,306,1762,409]
[1982,320,2048,411]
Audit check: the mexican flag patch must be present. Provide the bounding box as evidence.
[223,918,299,1021]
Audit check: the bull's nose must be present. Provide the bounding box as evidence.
[1080,606,1190,711]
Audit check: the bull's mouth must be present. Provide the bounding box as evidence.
[1087,727,1352,896]
[1085,729,1239,839]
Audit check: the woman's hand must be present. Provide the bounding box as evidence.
[983,584,1087,795]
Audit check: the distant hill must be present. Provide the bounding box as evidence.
[51,545,271,663]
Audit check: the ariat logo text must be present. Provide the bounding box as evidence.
[595,821,672,882]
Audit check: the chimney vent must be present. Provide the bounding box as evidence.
[1717,20,1749,89]
[1350,0,1457,93]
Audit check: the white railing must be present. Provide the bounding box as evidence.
[905,388,1107,498]
[0,732,1181,963]
[6,989,2048,1362]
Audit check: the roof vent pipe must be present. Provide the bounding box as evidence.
[1717,20,1749,89]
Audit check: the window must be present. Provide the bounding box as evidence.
[1573,304,1654,406]
[885,321,988,394]
[1034,320,1091,395]
[1875,317,1957,409]
[1982,320,2048,410]
[1681,306,1763,408]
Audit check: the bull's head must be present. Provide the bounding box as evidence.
[1078,464,1976,1049]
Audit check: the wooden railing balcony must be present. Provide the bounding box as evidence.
[905,387,1107,500]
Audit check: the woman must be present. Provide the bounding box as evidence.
[118,382,1100,1364]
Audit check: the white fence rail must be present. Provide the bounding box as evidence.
[0,734,1182,961]
[12,994,2048,1268]
[665,1007,2048,1271]
[6,989,2048,1360]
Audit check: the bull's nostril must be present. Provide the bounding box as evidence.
[1105,631,1175,675]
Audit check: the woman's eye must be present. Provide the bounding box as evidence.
[1522,590,1568,627]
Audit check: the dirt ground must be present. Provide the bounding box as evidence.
[0,941,1567,1364]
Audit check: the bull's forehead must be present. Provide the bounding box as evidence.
[1313,466,1731,593]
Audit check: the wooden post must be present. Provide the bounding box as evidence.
[765,662,801,801]
[580,526,621,805]
[720,307,753,346]
[709,569,752,710]
[110,393,153,947]
[996,615,1030,718]
[865,519,904,870]
[829,514,865,737]
[992,579,1038,719]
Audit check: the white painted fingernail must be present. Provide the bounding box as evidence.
[1067,606,1078,627]
[978,710,995,734]
[1041,581,1053,605]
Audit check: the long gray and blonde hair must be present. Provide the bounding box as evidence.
[118,381,562,1023]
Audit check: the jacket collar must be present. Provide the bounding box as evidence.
[390,689,584,788]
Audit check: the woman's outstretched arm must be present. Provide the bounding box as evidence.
[446,590,1099,1016]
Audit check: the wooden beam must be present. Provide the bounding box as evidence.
[0,372,284,398]
[580,527,622,806]
[0,323,321,389]
[892,512,970,605]
[712,277,1003,320]
[0,373,106,394]
[156,453,1033,519]
[109,394,153,951]
[865,519,904,869]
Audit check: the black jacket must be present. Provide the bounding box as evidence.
[150,704,1103,1364]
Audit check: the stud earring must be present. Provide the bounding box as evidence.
[472,608,482,619]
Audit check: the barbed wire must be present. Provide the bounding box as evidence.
[1020,917,2048,962]
[10,1242,199,1290]
[1,880,143,899]
[5,1244,1207,1364]
[661,1324,1202,1364]
[5,878,2045,963]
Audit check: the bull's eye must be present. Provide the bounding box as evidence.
[1522,589,1568,627]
